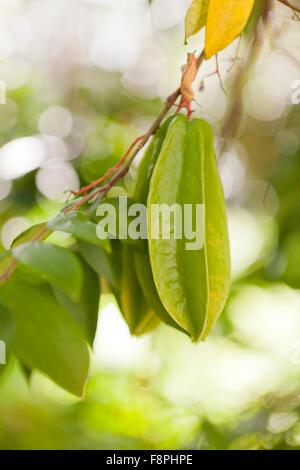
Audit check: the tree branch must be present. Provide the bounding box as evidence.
[277,0,300,13]
[220,0,273,151]
[65,50,205,212]
[0,227,50,284]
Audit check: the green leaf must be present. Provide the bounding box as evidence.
[47,212,109,249]
[0,252,16,286]
[11,222,51,247]
[98,196,145,248]
[19,360,33,381]
[0,223,52,285]
[185,0,209,42]
[53,257,100,344]
[0,303,15,375]
[12,242,83,301]
[10,260,47,285]
[0,281,89,396]
[77,239,121,289]
[282,231,300,288]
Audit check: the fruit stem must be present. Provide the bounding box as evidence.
[65,50,205,213]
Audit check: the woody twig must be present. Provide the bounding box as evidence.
[65,50,205,213]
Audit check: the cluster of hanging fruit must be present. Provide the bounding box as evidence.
[110,114,231,342]
[0,112,231,396]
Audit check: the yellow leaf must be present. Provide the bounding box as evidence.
[185,0,209,42]
[205,0,255,59]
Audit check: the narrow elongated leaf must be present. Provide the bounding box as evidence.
[0,252,16,285]
[0,223,51,285]
[47,212,108,249]
[185,0,209,42]
[53,257,100,344]
[77,240,121,289]
[205,0,255,59]
[11,222,51,247]
[0,303,15,375]
[0,281,89,396]
[12,242,83,301]
[10,261,47,285]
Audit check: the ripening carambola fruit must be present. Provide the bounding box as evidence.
[120,244,160,336]
[147,114,230,342]
[131,116,189,335]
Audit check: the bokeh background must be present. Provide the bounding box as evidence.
[0,0,300,450]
